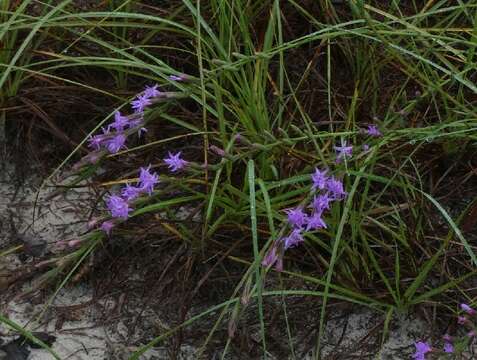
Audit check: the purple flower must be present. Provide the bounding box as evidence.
[164,151,188,172]
[283,229,304,249]
[413,342,431,360]
[261,244,283,272]
[131,94,152,113]
[106,195,131,219]
[285,207,308,228]
[458,315,467,324]
[128,118,148,137]
[109,111,129,131]
[442,334,452,342]
[468,330,476,338]
[443,342,454,353]
[311,168,328,190]
[365,124,382,137]
[363,144,370,151]
[138,165,159,195]
[310,193,332,215]
[169,74,185,81]
[105,133,126,153]
[461,303,476,315]
[100,221,114,235]
[143,84,161,98]
[87,134,105,151]
[306,213,327,231]
[121,184,142,201]
[335,141,353,163]
[326,177,347,200]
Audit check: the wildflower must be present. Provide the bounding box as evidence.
[283,229,304,249]
[106,195,131,219]
[100,221,114,235]
[334,141,353,163]
[87,134,105,151]
[310,193,332,215]
[262,244,283,272]
[68,239,82,247]
[109,111,129,131]
[143,84,161,98]
[413,341,431,360]
[131,94,152,113]
[306,213,327,231]
[209,145,226,157]
[461,303,476,315]
[442,334,452,342]
[121,184,142,201]
[443,342,454,353]
[128,118,147,137]
[138,165,159,195]
[457,316,467,324]
[87,218,100,229]
[326,177,347,200]
[169,74,185,81]
[285,207,308,228]
[164,151,188,172]
[311,168,328,190]
[468,330,476,338]
[105,133,126,153]
[365,124,382,137]
[363,144,370,151]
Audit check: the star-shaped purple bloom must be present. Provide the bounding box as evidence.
[138,165,159,195]
[144,84,161,98]
[306,213,327,231]
[87,134,105,151]
[164,151,188,172]
[106,195,132,219]
[366,124,382,137]
[131,94,152,113]
[334,141,353,163]
[310,193,332,215]
[285,207,308,228]
[105,133,126,153]
[109,111,129,132]
[121,184,142,201]
[311,168,328,190]
[413,341,431,360]
[326,177,347,200]
[283,229,304,249]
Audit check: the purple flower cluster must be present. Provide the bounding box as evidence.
[86,84,164,155]
[262,167,347,270]
[101,165,159,234]
[414,303,477,358]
